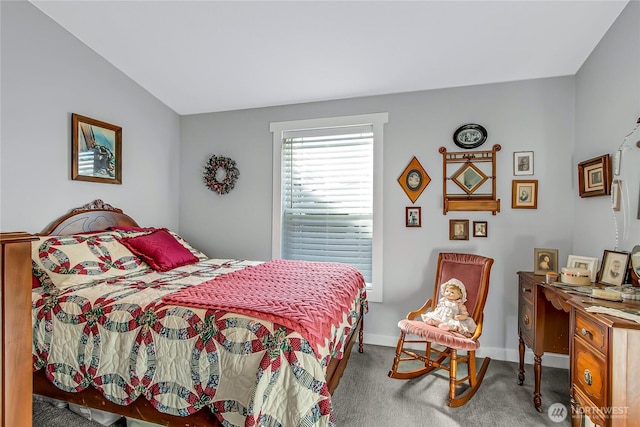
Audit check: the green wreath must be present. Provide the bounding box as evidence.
[203,155,240,195]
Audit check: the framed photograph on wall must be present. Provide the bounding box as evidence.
[597,250,630,287]
[405,207,421,227]
[577,154,611,198]
[512,180,538,209]
[534,248,559,275]
[513,151,534,176]
[71,113,122,184]
[449,219,469,240]
[566,255,599,282]
[473,221,488,237]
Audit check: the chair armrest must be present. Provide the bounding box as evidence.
[470,313,484,340]
[406,298,433,319]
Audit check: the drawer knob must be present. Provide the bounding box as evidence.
[583,369,593,386]
[581,328,592,338]
[523,314,530,325]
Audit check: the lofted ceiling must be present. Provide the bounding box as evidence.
[30,1,629,115]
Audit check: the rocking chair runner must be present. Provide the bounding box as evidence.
[388,252,494,407]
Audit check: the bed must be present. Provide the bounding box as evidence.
[31,200,367,427]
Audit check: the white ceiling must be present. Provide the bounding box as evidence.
[31,1,629,116]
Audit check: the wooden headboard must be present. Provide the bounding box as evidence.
[39,199,139,236]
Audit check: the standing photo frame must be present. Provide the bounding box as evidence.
[512,180,538,209]
[405,207,421,227]
[577,154,611,198]
[597,250,630,287]
[72,113,122,184]
[513,151,534,176]
[534,248,559,275]
[566,255,599,282]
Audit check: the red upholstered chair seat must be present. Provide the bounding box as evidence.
[398,319,480,351]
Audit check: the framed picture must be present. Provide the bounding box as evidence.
[534,248,559,275]
[473,221,488,237]
[397,156,430,203]
[405,207,421,227]
[512,180,538,209]
[566,255,599,282]
[611,179,621,211]
[72,113,122,184]
[449,219,469,240]
[597,250,630,287]
[577,154,611,198]
[513,151,534,176]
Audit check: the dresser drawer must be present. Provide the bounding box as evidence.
[574,310,608,355]
[572,338,607,410]
[519,277,535,304]
[518,300,534,348]
[572,387,607,427]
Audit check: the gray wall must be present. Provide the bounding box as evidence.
[180,72,577,363]
[1,1,181,232]
[574,0,640,256]
[1,1,638,366]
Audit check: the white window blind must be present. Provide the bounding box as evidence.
[281,125,373,282]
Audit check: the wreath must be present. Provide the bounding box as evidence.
[203,155,240,195]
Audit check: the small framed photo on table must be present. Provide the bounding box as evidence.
[405,207,421,227]
[597,250,630,287]
[534,248,559,275]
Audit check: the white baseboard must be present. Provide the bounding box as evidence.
[362,333,569,370]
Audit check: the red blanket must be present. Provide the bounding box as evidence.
[162,259,366,352]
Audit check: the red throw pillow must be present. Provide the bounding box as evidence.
[119,228,198,272]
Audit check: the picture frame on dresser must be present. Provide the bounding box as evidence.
[534,247,558,275]
[597,250,630,287]
[71,113,122,185]
[566,255,599,282]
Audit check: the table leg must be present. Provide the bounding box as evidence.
[517,335,525,385]
[533,354,542,412]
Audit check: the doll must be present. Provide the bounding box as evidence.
[421,278,477,337]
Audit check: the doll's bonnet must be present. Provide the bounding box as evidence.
[440,278,467,302]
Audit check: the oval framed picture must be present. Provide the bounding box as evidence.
[453,124,487,149]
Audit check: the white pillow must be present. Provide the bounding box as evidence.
[32,231,150,290]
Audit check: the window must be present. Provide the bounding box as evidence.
[270,113,387,302]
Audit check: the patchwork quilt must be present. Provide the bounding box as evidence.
[32,258,367,427]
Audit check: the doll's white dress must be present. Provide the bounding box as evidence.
[422,297,477,336]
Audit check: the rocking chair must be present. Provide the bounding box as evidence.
[388,252,494,407]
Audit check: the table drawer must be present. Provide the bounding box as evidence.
[572,338,607,410]
[574,310,608,355]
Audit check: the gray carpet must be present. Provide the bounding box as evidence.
[331,344,570,427]
[33,344,570,427]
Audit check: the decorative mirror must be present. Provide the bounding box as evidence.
[452,163,488,195]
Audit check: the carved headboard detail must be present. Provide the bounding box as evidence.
[39,199,139,236]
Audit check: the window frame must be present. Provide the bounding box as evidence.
[270,113,387,302]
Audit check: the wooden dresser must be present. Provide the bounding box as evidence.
[569,298,640,426]
[1,232,36,427]
[517,271,571,411]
